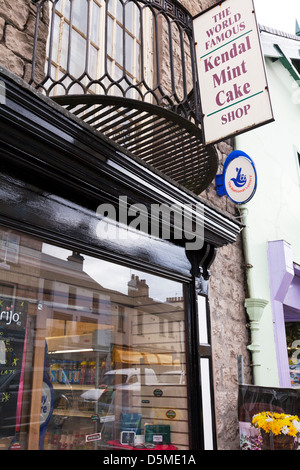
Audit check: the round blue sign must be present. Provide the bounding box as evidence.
[223,150,257,204]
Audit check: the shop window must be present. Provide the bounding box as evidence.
[48,0,104,94]
[286,322,300,387]
[47,0,148,98]
[106,0,143,95]
[0,227,189,450]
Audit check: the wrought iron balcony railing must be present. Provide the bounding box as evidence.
[30,0,218,194]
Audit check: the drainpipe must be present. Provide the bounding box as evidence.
[239,205,268,385]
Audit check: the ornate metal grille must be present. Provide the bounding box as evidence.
[31,0,218,194]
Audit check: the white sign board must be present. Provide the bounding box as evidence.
[194,0,274,145]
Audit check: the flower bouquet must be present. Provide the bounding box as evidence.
[252,411,300,450]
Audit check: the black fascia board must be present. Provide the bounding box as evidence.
[0,67,241,248]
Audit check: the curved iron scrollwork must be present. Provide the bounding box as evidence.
[30,0,218,194]
[145,0,193,28]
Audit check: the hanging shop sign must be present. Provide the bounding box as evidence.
[215,150,257,204]
[193,0,274,145]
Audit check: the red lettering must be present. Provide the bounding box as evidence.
[221,104,251,125]
[216,82,251,107]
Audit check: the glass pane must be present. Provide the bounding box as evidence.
[0,227,189,450]
[136,42,141,80]
[60,21,70,71]
[72,0,88,35]
[55,0,64,15]
[115,23,123,66]
[51,13,61,64]
[106,16,114,58]
[113,65,123,80]
[105,59,113,79]
[107,0,115,16]
[125,33,134,75]
[70,30,86,76]
[198,295,208,344]
[200,358,214,450]
[89,45,98,79]
[136,5,141,41]
[116,0,123,22]
[125,2,134,34]
[91,2,101,45]
[64,0,70,20]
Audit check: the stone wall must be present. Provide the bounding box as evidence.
[179,0,252,451]
[208,142,252,450]
[0,0,48,82]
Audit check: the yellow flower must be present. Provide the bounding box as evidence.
[252,412,300,437]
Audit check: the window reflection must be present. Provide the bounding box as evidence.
[0,229,189,450]
[286,322,300,387]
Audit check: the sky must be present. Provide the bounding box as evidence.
[253,0,300,34]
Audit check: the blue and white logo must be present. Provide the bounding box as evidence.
[230,167,247,188]
[215,150,257,204]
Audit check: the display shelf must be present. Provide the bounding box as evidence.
[52,383,99,391]
[52,409,92,419]
[107,440,178,450]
